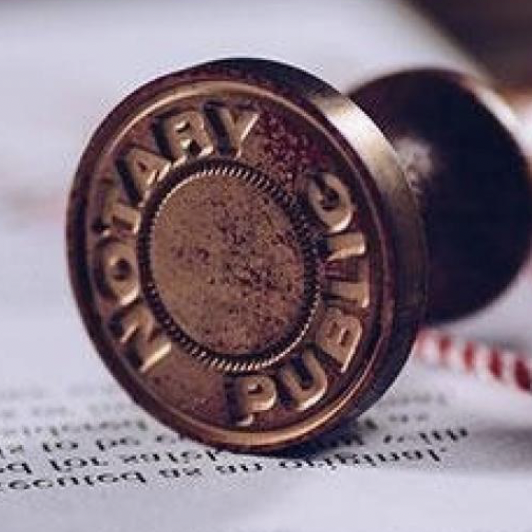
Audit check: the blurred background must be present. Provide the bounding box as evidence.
[412,0,532,86]
[1,0,532,384]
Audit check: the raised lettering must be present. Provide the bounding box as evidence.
[315,307,362,372]
[94,238,139,305]
[100,187,141,236]
[328,280,370,308]
[278,349,328,411]
[111,302,171,373]
[211,106,259,156]
[233,375,277,426]
[163,110,214,165]
[122,147,171,199]
[308,172,354,233]
[326,231,366,261]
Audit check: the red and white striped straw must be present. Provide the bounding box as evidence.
[413,329,532,395]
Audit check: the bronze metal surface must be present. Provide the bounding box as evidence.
[67,59,425,451]
[67,60,532,451]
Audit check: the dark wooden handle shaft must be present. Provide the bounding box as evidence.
[350,70,532,323]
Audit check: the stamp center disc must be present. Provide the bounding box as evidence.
[139,161,319,372]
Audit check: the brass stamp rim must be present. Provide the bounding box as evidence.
[67,58,427,451]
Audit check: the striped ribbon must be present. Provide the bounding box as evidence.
[413,329,532,394]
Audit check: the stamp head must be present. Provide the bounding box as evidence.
[67,59,426,451]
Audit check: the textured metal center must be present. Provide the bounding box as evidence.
[139,161,319,372]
